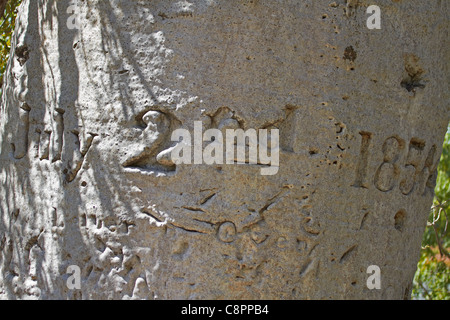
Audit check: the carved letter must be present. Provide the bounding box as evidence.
[13,103,31,159]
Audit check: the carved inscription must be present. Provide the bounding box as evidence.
[12,103,31,159]
[353,134,438,195]
[11,106,96,183]
[52,110,65,162]
[217,221,237,243]
[399,139,425,195]
[374,137,403,192]
[64,131,97,183]
[39,130,51,161]
[123,110,179,173]
[352,132,372,189]
[123,106,280,174]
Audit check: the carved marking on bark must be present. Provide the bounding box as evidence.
[353,133,439,196]
[51,110,65,162]
[352,131,372,189]
[39,130,52,161]
[12,103,31,159]
[123,110,177,173]
[65,132,97,183]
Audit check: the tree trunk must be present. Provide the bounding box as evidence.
[0,0,448,300]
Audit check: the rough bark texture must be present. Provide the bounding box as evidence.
[0,0,449,300]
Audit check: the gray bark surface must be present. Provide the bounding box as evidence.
[0,0,449,299]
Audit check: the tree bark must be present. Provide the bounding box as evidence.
[0,0,449,300]
[0,0,7,19]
